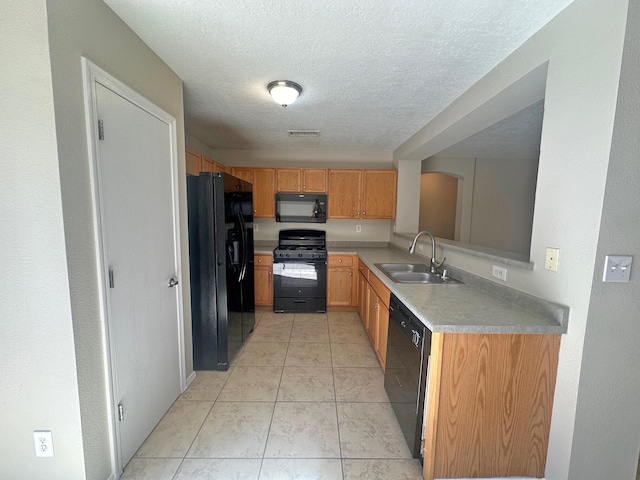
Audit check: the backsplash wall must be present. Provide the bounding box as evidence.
[254,218,392,243]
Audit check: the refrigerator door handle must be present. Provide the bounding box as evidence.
[237,212,248,282]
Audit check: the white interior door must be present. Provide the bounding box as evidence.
[95,82,182,467]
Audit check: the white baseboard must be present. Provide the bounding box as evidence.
[185,370,197,390]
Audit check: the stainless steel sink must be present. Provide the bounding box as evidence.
[374,263,463,284]
[374,263,430,273]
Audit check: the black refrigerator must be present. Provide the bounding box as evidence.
[187,172,255,371]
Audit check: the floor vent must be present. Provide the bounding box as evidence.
[287,130,320,137]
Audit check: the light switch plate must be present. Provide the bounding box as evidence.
[603,255,632,282]
[545,248,560,272]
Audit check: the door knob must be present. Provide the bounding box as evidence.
[168,277,179,288]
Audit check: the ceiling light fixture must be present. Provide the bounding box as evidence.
[267,80,302,107]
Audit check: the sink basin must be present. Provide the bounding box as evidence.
[374,263,430,273]
[374,263,463,284]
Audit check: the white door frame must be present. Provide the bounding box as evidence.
[81,57,187,476]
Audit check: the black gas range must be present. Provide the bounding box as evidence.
[273,229,327,313]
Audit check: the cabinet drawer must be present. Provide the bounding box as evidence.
[328,254,354,267]
[255,254,273,265]
[368,272,390,308]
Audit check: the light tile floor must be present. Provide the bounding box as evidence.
[121,311,423,480]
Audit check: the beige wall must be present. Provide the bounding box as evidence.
[469,157,537,255]
[394,0,631,478]
[419,173,458,240]
[2,1,188,475]
[255,219,391,243]
[0,3,85,478]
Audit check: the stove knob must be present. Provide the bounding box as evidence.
[298,253,303,257]
[286,253,290,257]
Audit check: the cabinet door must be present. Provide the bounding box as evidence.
[201,157,217,173]
[357,272,368,325]
[328,170,362,219]
[366,285,378,347]
[186,148,202,176]
[231,167,254,184]
[362,170,397,219]
[327,267,354,306]
[302,169,327,192]
[252,168,276,218]
[276,169,301,192]
[254,255,273,306]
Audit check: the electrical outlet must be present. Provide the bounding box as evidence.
[418,244,424,251]
[254,223,259,232]
[355,225,361,233]
[33,431,54,457]
[492,265,507,281]
[545,248,560,272]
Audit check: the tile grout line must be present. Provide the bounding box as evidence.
[329,314,346,480]
[256,318,289,479]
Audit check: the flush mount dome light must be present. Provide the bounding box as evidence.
[267,80,302,107]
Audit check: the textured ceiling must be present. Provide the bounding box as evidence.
[435,99,545,159]
[103,0,574,151]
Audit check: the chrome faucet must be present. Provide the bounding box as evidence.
[408,231,446,274]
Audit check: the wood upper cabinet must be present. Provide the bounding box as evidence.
[327,255,357,307]
[201,156,224,173]
[362,170,397,219]
[230,167,254,184]
[328,170,362,219]
[186,148,227,176]
[254,254,273,306]
[328,169,397,219]
[186,148,201,176]
[229,168,275,218]
[276,168,327,193]
[301,169,327,192]
[276,169,301,192]
[252,168,276,218]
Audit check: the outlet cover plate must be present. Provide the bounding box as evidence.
[492,265,507,281]
[603,255,632,282]
[545,248,560,272]
[33,430,54,457]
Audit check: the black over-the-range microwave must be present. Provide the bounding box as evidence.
[275,193,327,223]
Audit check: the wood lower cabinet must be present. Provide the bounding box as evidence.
[327,255,357,307]
[424,332,560,480]
[356,257,390,369]
[254,254,273,307]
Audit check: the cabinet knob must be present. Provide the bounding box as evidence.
[349,273,352,276]
[339,259,342,263]
[363,211,366,216]
[303,185,306,188]
[356,211,360,215]
[253,209,257,213]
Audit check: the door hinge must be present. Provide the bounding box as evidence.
[118,403,124,422]
[108,269,114,288]
[98,120,104,140]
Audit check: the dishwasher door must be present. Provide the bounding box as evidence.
[384,294,431,459]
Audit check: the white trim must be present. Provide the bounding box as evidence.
[81,57,187,476]
[186,370,197,388]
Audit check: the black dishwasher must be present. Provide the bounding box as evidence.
[384,294,431,460]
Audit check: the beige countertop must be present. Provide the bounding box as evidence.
[254,242,568,335]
